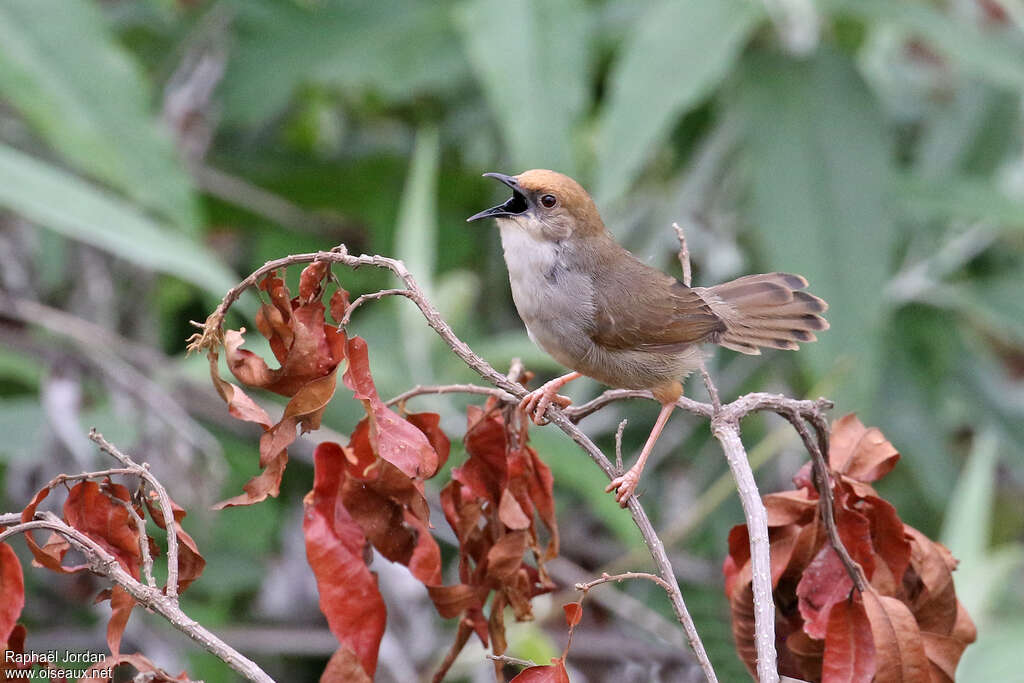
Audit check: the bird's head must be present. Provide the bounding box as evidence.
[467,169,605,241]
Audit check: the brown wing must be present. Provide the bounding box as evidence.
[590,257,725,352]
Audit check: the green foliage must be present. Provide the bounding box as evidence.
[1,0,1022,679]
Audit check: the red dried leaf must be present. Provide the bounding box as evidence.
[342,337,438,479]
[0,540,24,644]
[320,647,373,683]
[798,544,856,639]
[226,267,346,398]
[105,585,135,656]
[862,590,930,681]
[304,442,386,679]
[821,595,875,683]
[143,494,206,594]
[64,481,141,578]
[404,511,442,586]
[213,449,288,509]
[428,584,484,619]
[405,412,452,473]
[563,603,582,628]
[509,659,570,683]
[829,414,900,483]
[20,487,74,573]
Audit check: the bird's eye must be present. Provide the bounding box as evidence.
[540,194,557,208]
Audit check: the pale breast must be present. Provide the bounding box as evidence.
[497,222,597,369]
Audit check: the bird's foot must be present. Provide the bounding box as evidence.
[520,382,573,425]
[605,467,642,507]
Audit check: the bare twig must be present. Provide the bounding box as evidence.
[575,571,674,595]
[89,430,180,601]
[385,383,516,408]
[679,227,775,683]
[486,653,538,669]
[111,496,157,589]
[781,410,867,591]
[673,222,692,287]
[614,419,628,473]
[338,288,416,327]
[0,512,272,683]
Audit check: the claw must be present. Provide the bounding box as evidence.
[519,381,573,425]
[605,468,641,507]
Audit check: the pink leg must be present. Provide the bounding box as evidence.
[520,372,582,425]
[605,402,676,507]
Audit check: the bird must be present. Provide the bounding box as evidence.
[467,170,828,506]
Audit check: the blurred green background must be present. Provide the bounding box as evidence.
[0,0,1022,681]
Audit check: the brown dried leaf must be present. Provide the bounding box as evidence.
[862,590,930,682]
[427,584,484,619]
[829,414,900,483]
[486,531,528,583]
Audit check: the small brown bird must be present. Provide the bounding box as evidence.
[468,170,828,506]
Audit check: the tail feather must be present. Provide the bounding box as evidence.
[698,272,828,356]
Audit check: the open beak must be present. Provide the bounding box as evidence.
[467,172,530,222]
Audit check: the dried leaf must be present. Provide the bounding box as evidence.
[499,489,532,530]
[304,442,386,679]
[320,647,372,683]
[0,540,24,644]
[563,603,582,628]
[821,595,875,683]
[509,659,570,682]
[862,590,930,682]
[486,531,529,583]
[829,414,899,483]
[143,494,206,594]
[427,584,483,619]
[64,481,141,578]
[342,336,438,478]
[105,585,135,657]
[212,449,288,509]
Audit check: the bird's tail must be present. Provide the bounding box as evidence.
[698,273,828,355]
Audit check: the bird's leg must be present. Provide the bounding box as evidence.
[605,401,676,507]
[520,371,582,425]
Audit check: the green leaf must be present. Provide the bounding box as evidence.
[456,0,591,175]
[894,172,1024,229]
[0,143,236,296]
[735,49,895,412]
[594,0,763,204]
[942,429,997,568]
[223,0,469,125]
[0,0,199,230]
[395,125,441,384]
[824,0,1024,92]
